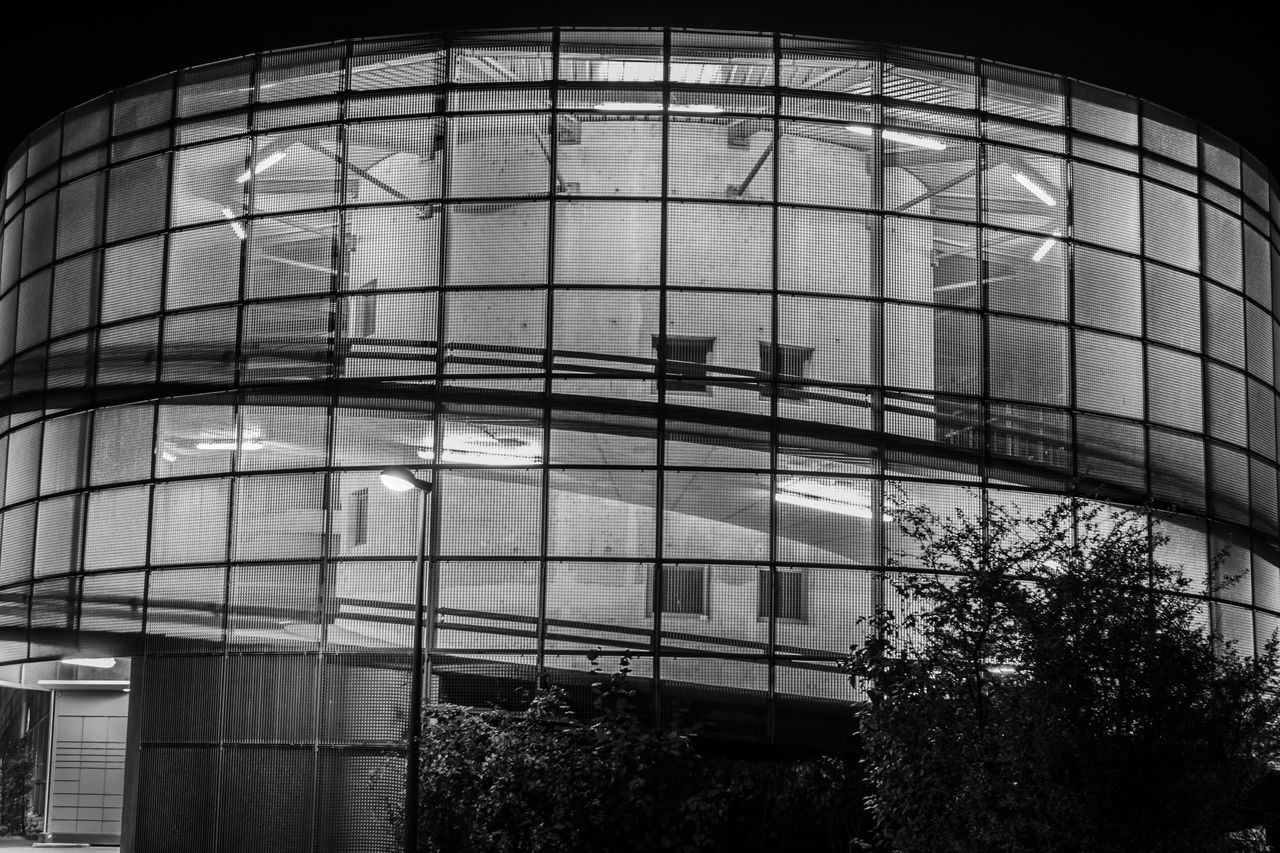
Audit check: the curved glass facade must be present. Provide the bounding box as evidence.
[1,28,1279,852]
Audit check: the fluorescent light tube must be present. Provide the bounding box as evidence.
[447,449,540,466]
[417,447,540,466]
[417,433,541,466]
[221,207,246,240]
[775,491,891,521]
[846,125,946,151]
[595,101,664,112]
[668,104,725,114]
[1032,235,1059,263]
[1013,172,1056,206]
[776,478,893,521]
[778,478,866,504]
[776,490,874,518]
[881,129,947,151]
[595,102,724,114]
[195,440,264,451]
[61,657,117,668]
[258,151,287,173]
[236,150,287,184]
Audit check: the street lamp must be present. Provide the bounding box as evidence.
[380,465,432,853]
[380,465,431,493]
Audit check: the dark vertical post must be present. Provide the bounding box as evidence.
[651,26,673,727]
[766,31,781,744]
[406,482,429,853]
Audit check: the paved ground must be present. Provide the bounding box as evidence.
[0,840,118,850]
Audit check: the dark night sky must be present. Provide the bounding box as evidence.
[3,4,1277,177]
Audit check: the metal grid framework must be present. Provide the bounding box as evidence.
[1,27,1280,852]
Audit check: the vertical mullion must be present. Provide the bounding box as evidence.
[67,417,90,634]
[150,53,180,524]
[1191,109,1221,638]
[426,33,453,710]
[535,27,560,680]
[869,43,887,624]
[976,75,992,536]
[233,52,262,400]
[21,175,61,652]
[651,27,672,725]
[215,48,265,853]
[1236,153,1263,654]
[766,32,781,744]
[1052,82,1072,554]
[311,38,356,853]
[1135,96,1158,575]
[318,43,355,658]
[154,64,179,382]
[142,399,160,645]
[61,139,88,634]
[124,74,179,660]
[88,97,115,415]
[977,78,992,495]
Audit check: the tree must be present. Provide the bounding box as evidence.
[844,495,1280,853]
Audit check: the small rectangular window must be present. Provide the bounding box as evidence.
[350,278,377,339]
[652,335,714,393]
[758,342,814,399]
[349,487,369,547]
[662,564,708,615]
[758,568,805,621]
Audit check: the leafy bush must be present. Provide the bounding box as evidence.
[0,739,33,836]
[393,655,868,852]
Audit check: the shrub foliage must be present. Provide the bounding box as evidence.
[397,656,867,852]
[0,738,33,836]
[844,496,1280,853]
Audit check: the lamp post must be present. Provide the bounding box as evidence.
[379,465,432,853]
